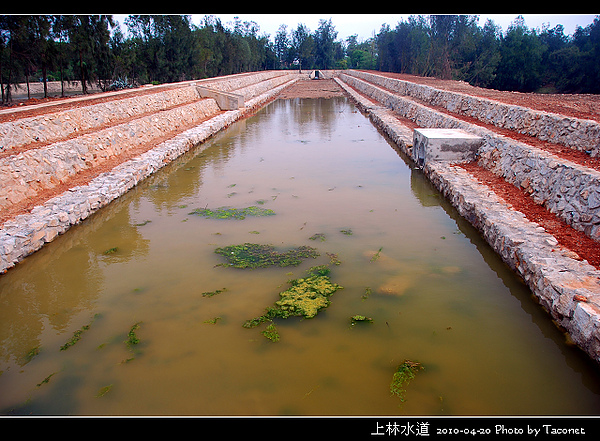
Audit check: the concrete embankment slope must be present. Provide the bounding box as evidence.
[334,70,600,365]
[0,70,300,274]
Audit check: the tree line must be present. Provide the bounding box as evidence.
[1,14,599,104]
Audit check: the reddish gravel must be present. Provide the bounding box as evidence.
[458,162,600,270]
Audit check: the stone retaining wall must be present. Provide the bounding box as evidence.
[0,71,300,274]
[339,72,600,242]
[0,71,292,154]
[0,97,222,210]
[426,162,600,364]
[0,86,202,153]
[345,70,600,157]
[336,74,600,364]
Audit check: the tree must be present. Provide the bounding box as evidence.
[313,18,338,69]
[66,15,114,93]
[572,17,600,93]
[427,14,457,79]
[346,34,376,69]
[464,19,501,88]
[274,24,290,67]
[291,23,314,72]
[0,15,29,103]
[493,16,544,92]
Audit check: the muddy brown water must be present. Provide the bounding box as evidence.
[1,97,600,416]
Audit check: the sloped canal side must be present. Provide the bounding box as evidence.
[1,96,599,416]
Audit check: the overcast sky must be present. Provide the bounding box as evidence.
[195,14,596,40]
[113,13,598,42]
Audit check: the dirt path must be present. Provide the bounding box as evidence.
[277,78,346,99]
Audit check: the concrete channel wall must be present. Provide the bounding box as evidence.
[0,71,301,275]
[335,73,600,365]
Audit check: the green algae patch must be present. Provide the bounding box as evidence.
[261,323,280,342]
[60,324,91,351]
[390,360,424,401]
[243,265,343,332]
[96,384,113,398]
[215,243,319,269]
[189,206,275,220]
[125,322,142,349]
[350,315,373,325]
[204,316,222,325]
[275,274,342,319]
[309,233,326,242]
[202,288,227,297]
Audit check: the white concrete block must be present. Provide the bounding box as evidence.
[413,128,483,166]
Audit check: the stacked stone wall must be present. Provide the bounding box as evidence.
[346,70,600,157]
[339,72,600,242]
[0,97,222,211]
[0,86,202,153]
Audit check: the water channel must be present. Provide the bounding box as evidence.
[1,97,600,416]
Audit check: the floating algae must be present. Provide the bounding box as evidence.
[274,273,342,319]
[309,233,326,242]
[202,288,228,297]
[350,315,373,325]
[390,360,424,402]
[243,265,343,333]
[189,206,275,220]
[125,322,142,348]
[261,323,280,342]
[60,323,91,351]
[215,243,319,269]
